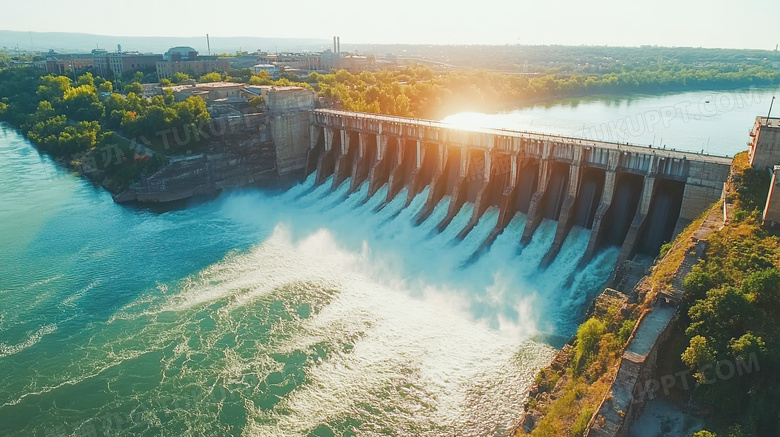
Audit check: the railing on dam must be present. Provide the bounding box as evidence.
[312,108,732,170]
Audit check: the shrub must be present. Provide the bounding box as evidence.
[575,318,606,369]
[658,241,673,258]
[571,407,595,437]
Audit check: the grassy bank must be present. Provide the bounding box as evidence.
[521,150,778,436]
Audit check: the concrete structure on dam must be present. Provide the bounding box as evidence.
[114,86,315,203]
[306,109,732,266]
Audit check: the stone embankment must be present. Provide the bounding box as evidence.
[587,201,724,436]
[115,87,316,203]
[113,114,279,203]
[516,197,725,436]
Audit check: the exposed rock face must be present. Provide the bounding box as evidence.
[114,113,281,203]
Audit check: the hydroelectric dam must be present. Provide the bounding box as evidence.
[304,109,731,268]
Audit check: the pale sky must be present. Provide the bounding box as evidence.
[1,0,778,49]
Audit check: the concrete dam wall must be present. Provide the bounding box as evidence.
[306,109,732,266]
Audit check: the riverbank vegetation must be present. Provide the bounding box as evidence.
[522,151,778,436]
[0,61,320,191]
[523,300,638,436]
[1,51,778,190]
[311,64,780,119]
[673,152,778,436]
[357,45,780,74]
[0,68,199,190]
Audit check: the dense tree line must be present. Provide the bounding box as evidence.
[0,69,210,155]
[358,44,780,73]
[0,67,210,188]
[1,57,778,190]
[0,65,312,188]
[311,64,780,119]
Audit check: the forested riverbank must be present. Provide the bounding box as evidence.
[2,60,778,191]
[310,64,780,119]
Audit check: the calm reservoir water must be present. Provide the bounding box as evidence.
[0,88,769,436]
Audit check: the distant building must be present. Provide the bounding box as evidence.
[40,48,162,78]
[44,53,94,74]
[156,46,230,80]
[164,46,199,61]
[260,52,326,72]
[159,82,245,102]
[229,54,262,69]
[253,64,280,78]
[9,60,46,69]
[93,52,163,78]
[319,50,341,71]
[321,51,396,73]
[156,58,231,80]
[255,46,397,75]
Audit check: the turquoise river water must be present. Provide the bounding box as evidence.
[1,87,773,436]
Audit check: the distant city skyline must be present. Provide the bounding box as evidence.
[1,0,778,50]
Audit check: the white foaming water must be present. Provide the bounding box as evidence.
[0,324,58,358]
[153,174,616,435]
[0,169,618,436]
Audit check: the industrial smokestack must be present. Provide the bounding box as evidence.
[337,37,341,53]
[333,36,337,53]
[207,34,211,55]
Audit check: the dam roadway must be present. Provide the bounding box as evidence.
[305,109,732,267]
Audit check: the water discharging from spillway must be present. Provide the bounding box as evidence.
[0,129,619,436]
[154,176,616,436]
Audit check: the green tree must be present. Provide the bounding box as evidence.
[77,72,94,87]
[249,71,273,85]
[741,268,780,309]
[171,72,191,84]
[27,115,67,151]
[198,72,222,83]
[98,81,113,93]
[682,335,717,384]
[63,84,104,121]
[31,100,56,123]
[575,318,606,367]
[124,82,143,95]
[37,75,71,103]
[728,333,766,363]
[249,96,264,111]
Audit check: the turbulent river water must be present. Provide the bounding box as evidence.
[0,121,618,436]
[1,86,772,436]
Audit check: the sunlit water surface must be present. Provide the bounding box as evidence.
[444,87,780,157]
